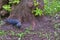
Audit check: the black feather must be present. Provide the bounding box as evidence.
[4,18,22,28]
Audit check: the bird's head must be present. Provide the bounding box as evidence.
[16,22,22,28]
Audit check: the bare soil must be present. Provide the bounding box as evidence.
[0,0,60,40]
[0,16,60,40]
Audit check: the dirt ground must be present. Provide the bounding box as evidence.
[0,0,60,40]
[0,16,60,40]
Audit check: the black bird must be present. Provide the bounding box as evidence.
[4,18,22,28]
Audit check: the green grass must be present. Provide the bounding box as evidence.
[44,0,60,16]
[2,0,60,16]
[2,5,11,12]
[33,0,43,16]
[9,29,30,40]
[33,0,60,16]
[33,0,39,7]
[2,0,20,12]
[9,28,38,40]
[9,0,20,4]
[32,7,43,16]
[54,23,60,30]
[0,30,6,36]
[17,32,25,38]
